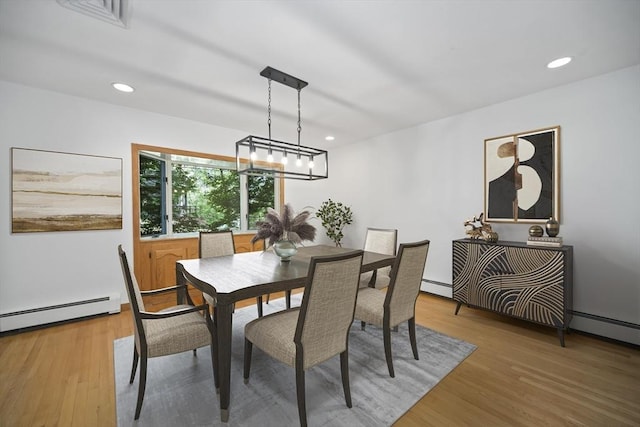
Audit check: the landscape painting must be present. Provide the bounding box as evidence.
[11,148,122,233]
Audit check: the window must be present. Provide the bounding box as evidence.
[136,146,280,238]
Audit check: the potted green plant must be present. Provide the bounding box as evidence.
[316,199,353,247]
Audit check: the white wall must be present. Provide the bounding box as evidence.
[0,81,246,325]
[2,65,639,344]
[288,65,640,345]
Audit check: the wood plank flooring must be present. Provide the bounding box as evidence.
[1,292,638,426]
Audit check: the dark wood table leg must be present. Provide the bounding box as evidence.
[216,302,234,422]
[176,265,187,305]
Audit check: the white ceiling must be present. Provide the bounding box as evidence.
[1,0,639,148]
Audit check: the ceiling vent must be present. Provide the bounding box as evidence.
[57,0,131,28]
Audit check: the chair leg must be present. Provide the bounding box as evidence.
[408,317,419,360]
[243,339,253,382]
[384,325,395,378]
[295,362,307,427]
[360,321,366,331]
[129,347,139,384]
[266,293,270,304]
[134,355,147,420]
[286,290,292,309]
[256,296,263,317]
[340,350,352,408]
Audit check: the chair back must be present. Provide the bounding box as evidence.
[199,230,235,258]
[118,245,146,350]
[294,250,364,369]
[384,240,430,326]
[363,228,397,277]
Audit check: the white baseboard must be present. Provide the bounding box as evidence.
[0,294,121,332]
[420,279,452,298]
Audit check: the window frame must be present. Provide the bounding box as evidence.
[132,143,284,242]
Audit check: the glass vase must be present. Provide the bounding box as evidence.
[273,235,297,262]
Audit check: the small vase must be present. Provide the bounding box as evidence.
[545,217,560,237]
[529,225,544,237]
[484,231,499,243]
[273,237,297,262]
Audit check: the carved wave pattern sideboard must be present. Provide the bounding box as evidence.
[452,239,573,346]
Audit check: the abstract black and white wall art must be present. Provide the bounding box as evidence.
[484,126,560,223]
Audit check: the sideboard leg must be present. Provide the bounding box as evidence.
[454,301,463,315]
[557,328,566,347]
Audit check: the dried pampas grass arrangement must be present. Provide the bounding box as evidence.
[251,203,316,247]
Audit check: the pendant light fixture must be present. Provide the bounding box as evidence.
[236,67,328,180]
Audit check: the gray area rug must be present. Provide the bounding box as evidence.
[114,296,476,426]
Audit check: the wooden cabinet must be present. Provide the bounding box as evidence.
[452,239,573,346]
[234,233,263,253]
[134,233,262,291]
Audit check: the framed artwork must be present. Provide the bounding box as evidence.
[11,148,122,233]
[484,126,560,223]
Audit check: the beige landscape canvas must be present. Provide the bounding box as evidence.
[11,148,122,233]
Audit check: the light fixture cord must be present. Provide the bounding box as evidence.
[297,88,301,154]
[267,79,272,140]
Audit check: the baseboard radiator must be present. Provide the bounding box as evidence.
[420,278,453,298]
[0,294,121,332]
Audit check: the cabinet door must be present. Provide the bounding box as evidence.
[136,238,198,290]
[453,241,512,307]
[234,234,263,253]
[150,247,188,290]
[500,247,565,327]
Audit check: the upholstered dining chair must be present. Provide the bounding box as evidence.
[243,250,364,427]
[199,230,234,308]
[262,239,293,310]
[199,231,267,317]
[359,228,397,289]
[354,239,430,378]
[117,245,216,420]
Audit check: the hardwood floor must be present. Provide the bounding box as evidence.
[1,292,638,426]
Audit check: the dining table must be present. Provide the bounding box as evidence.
[176,244,396,422]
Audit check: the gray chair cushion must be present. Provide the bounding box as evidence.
[144,305,212,357]
[354,287,387,326]
[360,228,397,288]
[245,308,300,367]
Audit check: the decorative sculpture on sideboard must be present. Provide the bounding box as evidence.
[463,213,498,243]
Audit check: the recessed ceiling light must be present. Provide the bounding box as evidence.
[112,82,135,93]
[325,136,335,141]
[547,57,572,69]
